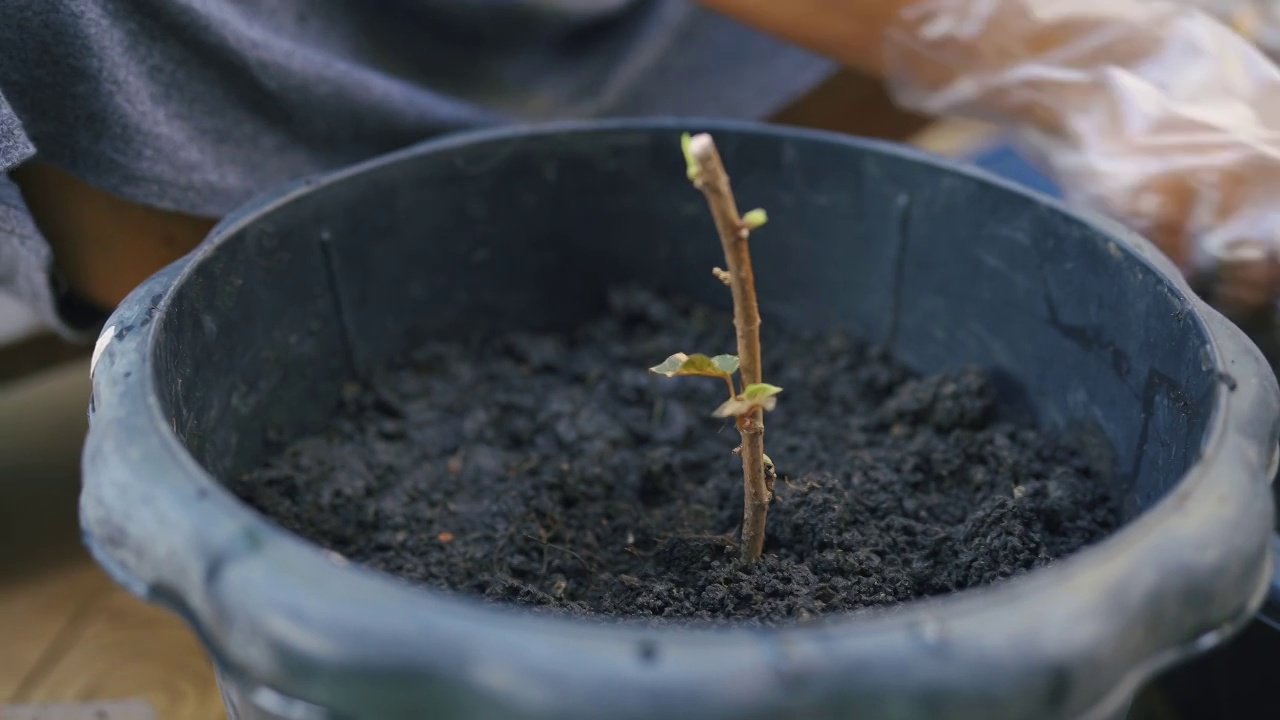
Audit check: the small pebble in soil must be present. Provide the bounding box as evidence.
[229,286,1118,627]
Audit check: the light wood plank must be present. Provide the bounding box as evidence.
[0,359,221,717]
[0,359,102,701]
[0,561,109,700]
[14,576,223,720]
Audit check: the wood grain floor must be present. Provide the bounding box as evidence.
[0,360,223,719]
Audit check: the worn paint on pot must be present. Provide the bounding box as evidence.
[81,120,1280,720]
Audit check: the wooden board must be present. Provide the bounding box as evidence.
[0,360,221,717]
[0,562,109,701]
[10,582,223,720]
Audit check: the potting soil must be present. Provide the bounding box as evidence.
[230,287,1118,626]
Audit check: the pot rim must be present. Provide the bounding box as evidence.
[81,117,1280,720]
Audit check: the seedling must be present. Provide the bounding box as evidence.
[649,132,781,564]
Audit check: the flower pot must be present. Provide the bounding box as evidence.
[81,119,1280,720]
[961,138,1280,718]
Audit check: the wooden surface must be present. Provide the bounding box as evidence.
[0,111,991,719]
[0,360,224,719]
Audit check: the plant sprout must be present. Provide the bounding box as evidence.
[649,132,781,565]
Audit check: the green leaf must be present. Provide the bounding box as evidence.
[649,352,739,379]
[743,383,783,401]
[712,383,783,418]
[709,354,740,375]
[681,132,699,180]
[742,208,768,229]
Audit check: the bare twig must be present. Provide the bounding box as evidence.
[686,133,771,564]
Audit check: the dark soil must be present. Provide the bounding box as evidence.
[230,287,1118,626]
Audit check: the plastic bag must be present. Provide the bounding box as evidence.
[883,0,1280,323]
[1195,0,1280,57]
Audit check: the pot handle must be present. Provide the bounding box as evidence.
[1184,298,1280,636]
[1256,436,1280,629]
[82,250,217,600]
[1260,535,1280,630]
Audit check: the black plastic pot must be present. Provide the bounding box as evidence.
[81,119,1280,720]
[961,139,1280,719]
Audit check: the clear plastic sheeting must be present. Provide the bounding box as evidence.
[1197,0,1280,57]
[883,0,1280,320]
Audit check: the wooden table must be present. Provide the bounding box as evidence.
[0,116,998,719]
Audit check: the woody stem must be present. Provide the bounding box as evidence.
[687,133,769,564]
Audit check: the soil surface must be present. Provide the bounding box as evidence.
[231,287,1118,626]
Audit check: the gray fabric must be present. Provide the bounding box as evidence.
[0,0,833,340]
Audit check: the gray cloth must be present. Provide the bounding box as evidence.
[0,0,833,340]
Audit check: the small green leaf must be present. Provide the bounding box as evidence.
[712,398,751,417]
[742,208,768,229]
[649,352,740,379]
[650,352,689,376]
[710,354,740,375]
[712,383,783,418]
[681,132,699,180]
[743,383,783,401]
